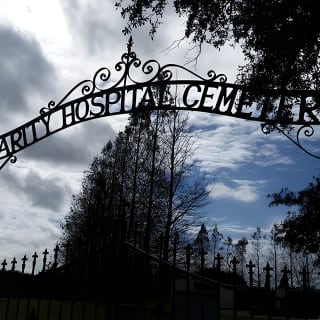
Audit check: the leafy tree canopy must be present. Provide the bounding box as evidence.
[115,0,320,90]
[268,176,320,255]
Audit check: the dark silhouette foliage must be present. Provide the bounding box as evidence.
[115,0,320,91]
[60,108,209,267]
[268,176,320,257]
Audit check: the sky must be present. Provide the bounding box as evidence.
[0,0,320,268]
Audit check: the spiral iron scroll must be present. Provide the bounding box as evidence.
[261,123,320,159]
[0,155,17,170]
[39,37,227,115]
[1,37,320,170]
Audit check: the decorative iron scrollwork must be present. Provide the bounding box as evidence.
[38,36,228,116]
[261,122,320,159]
[1,36,320,171]
[0,155,17,170]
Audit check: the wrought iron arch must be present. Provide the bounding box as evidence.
[1,37,320,170]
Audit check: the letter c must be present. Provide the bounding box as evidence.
[183,84,201,108]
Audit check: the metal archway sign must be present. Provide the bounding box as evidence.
[1,38,320,170]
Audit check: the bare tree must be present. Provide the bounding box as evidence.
[159,110,209,261]
[250,227,266,288]
[211,225,224,269]
[60,107,210,268]
[235,237,248,277]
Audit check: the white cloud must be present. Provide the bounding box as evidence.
[0,0,318,262]
[208,180,264,203]
[22,117,116,167]
[218,224,258,237]
[0,24,57,129]
[194,119,258,171]
[254,143,294,167]
[0,209,62,271]
[0,168,72,212]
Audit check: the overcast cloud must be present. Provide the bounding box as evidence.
[0,0,319,264]
[0,24,56,127]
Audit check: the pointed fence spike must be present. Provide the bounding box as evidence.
[1,259,7,272]
[11,257,17,271]
[21,255,28,274]
[246,260,255,288]
[32,252,38,275]
[42,248,49,272]
[53,244,60,267]
[231,256,239,274]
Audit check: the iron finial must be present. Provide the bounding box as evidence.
[127,36,134,54]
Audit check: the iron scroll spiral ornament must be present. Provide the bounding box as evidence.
[0,36,231,170]
[39,36,228,116]
[261,122,320,160]
[2,36,320,170]
[0,155,16,170]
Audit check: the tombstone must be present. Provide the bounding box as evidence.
[21,255,28,274]
[263,262,273,290]
[279,265,291,289]
[246,260,255,288]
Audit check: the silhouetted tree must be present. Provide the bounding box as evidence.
[159,110,209,261]
[211,225,224,268]
[193,223,210,271]
[235,237,248,276]
[269,176,320,264]
[60,107,209,268]
[194,223,210,254]
[60,140,116,262]
[269,225,282,288]
[115,0,320,92]
[250,226,266,287]
[223,236,234,272]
